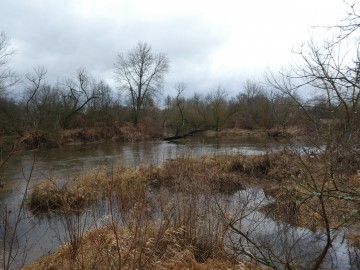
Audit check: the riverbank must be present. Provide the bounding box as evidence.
[0,122,162,152]
[28,152,360,230]
[20,123,164,149]
[25,154,272,269]
[23,150,360,269]
[1,125,300,152]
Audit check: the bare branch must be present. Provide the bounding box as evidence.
[114,42,169,125]
[0,33,18,94]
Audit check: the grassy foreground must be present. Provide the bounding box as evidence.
[23,225,264,270]
[24,151,360,269]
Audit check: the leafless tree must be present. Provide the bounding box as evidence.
[242,80,265,106]
[329,1,360,43]
[23,66,48,130]
[235,80,273,129]
[208,86,228,131]
[174,83,186,136]
[265,4,360,268]
[270,93,300,130]
[0,33,18,94]
[60,68,98,128]
[87,80,114,125]
[114,42,169,125]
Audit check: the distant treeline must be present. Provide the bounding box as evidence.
[0,35,353,149]
[0,71,335,148]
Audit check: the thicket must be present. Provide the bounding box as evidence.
[0,31,325,148]
[0,73,322,149]
[2,2,360,269]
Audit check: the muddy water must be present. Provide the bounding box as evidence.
[224,188,360,269]
[0,137,282,268]
[0,137,358,269]
[0,136,279,203]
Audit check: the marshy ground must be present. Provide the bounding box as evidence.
[23,151,360,269]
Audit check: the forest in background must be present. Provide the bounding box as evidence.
[1,2,360,269]
[0,3,358,152]
[0,47,330,150]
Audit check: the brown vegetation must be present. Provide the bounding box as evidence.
[3,3,360,268]
[258,153,360,231]
[16,121,165,149]
[22,224,263,270]
[28,166,148,213]
[23,150,360,268]
[29,151,360,229]
[27,153,280,269]
[28,153,281,214]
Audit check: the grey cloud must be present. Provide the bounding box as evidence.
[1,0,247,97]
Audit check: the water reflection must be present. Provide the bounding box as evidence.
[1,137,283,191]
[0,137,306,268]
[222,188,358,269]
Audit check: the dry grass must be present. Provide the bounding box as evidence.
[22,224,264,270]
[28,154,261,213]
[218,128,266,137]
[27,152,302,214]
[28,169,107,213]
[25,177,267,269]
[56,121,162,145]
[258,152,360,232]
[147,155,247,194]
[29,151,360,231]
[25,153,278,269]
[28,166,149,213]
[120,123,150,141]
[25,151,360,268]
[119,120,163,141]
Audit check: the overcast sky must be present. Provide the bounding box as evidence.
[1,0,348,97]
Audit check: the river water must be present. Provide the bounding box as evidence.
[0,137,359,269]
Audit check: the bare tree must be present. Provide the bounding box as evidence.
[87,80,114,125]
[0,32,18,94]
[208,86,228,131]
[270,94,300,130]
[193,93,210,127]
[23,66,48,130]
[329,1,360,43]
[114,42,169,125]
[242,80,264,106]
[174,83,186,136]
[60,68,98,128]
[265,6,360,268]
[235,80,273,129]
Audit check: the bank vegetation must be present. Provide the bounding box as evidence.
[2,1,360,269]
[22,150,360,269]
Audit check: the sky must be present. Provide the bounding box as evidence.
[0,0,349,98]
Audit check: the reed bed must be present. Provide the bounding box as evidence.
[24,151,360,269]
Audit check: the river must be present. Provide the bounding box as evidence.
[0,137,358,269]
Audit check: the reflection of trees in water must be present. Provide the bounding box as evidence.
[219,188,359,269]
[349,247,360,269]
[121,142,157,167]
[3,139,360,268]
